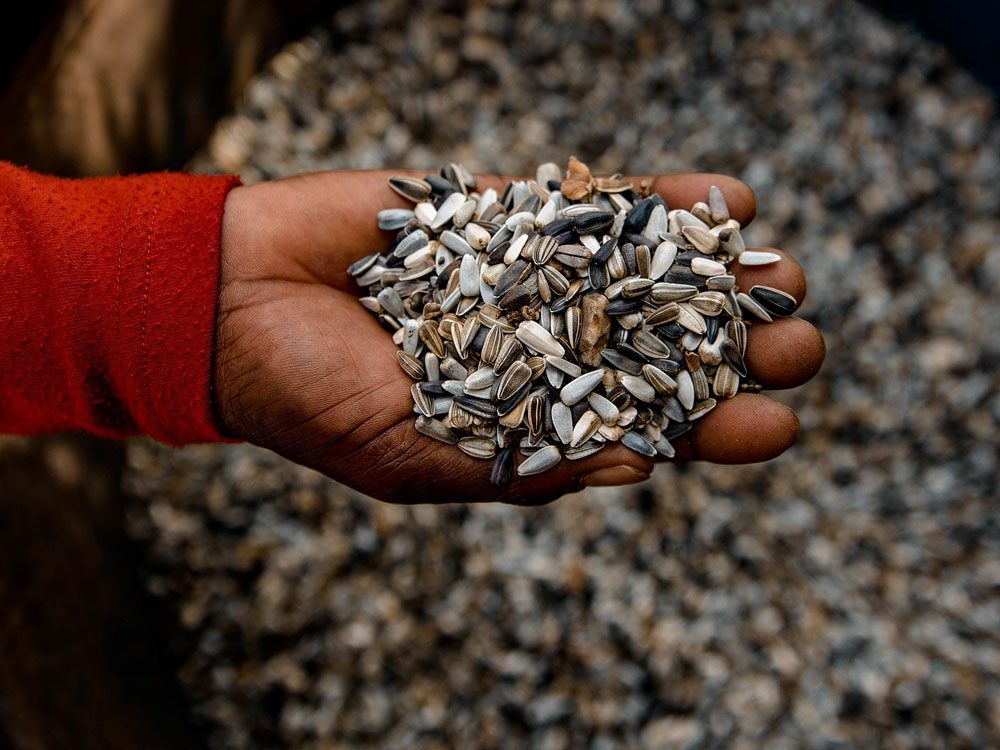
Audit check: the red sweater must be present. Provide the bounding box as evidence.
[0,162,241,445]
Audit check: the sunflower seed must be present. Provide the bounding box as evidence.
[560,369,605,406]
[490,447,516,486]
[681,225,720,254]
[415,415,458,444]
[389,176,433,202]
[676,369,695,409]
[378,208,415,230]
[459,254,480,296]
[690,257,727,276]
[737,250,781,266]
[550,402,574,444]
[465,367,496,391]
[458,436,497,459]
[622,431,657,457]
[493,337,523,375]
[736,292,774,322]
[397,351,425,379]
[713,363,740,398]
[749,285,797,317]
[708,185,730,223]
[688,398,718,420]
[620,374,656,403]
[642,364,678,395]
[497,361,533,400]
[587,393,620,424]
[516,320,565,357]
[571,411,602,447]
[517,444,562,476]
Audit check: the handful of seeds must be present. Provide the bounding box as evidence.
[349,158,791,486]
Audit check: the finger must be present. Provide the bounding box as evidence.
[360,420,654,506]
[647,173,756,227]
[732,247,807,308]
[671,393,799,463]
[745,317,826,389]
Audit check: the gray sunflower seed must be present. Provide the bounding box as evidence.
[412,383,434,417]
[560,369,605,406]
[551,402,574,444]
[719,228,747,257]
[691,366,710,400]
[565,442,605,460]
[465,366,496,391]
[377,208,416,230]
[633,330,670,359]
[622,431,657,457]
[735,292,774,322]
[620,374,656,402]
[516,320,565,357]
[706,274,736,291]
[431,192,466,229]
[676,305,707,334]
[587,393,620,425]
[348,252,380,276]
[737,250,780,266]
[650,282,698,303]
[689,291,727,316]
[377,287,406,319]
[415,415,457,444]
[708,185,730,223]
[517,444,562,476]
[645,303,681,326]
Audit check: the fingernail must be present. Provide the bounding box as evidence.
[581,466,650,488]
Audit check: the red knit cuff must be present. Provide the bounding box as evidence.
[0,163,241,445]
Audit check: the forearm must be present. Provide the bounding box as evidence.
[0,162,240,444]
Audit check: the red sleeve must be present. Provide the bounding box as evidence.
[0,162,242,445]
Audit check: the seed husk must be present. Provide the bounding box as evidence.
[389,176,433,202]
[622,431,657,457]
[517,444,562,476]
[708,185,730,224]
[749,285,797,317]
[415,415,458,444]
[458,436,497,459]
[736,292,774,322]
[560,368,606,406]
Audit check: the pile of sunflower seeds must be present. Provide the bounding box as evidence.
[349,158,791,485]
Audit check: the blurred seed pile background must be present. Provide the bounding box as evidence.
[125,0,1000,747]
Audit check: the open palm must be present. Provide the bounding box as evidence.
[214,170,824,505]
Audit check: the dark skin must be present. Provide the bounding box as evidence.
[215,170,826,505]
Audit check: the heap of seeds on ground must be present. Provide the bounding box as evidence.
[348,158,791,485]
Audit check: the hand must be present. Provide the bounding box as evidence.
[214,170,825,504]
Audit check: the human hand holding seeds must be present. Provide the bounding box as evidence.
[214,166,825,505]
